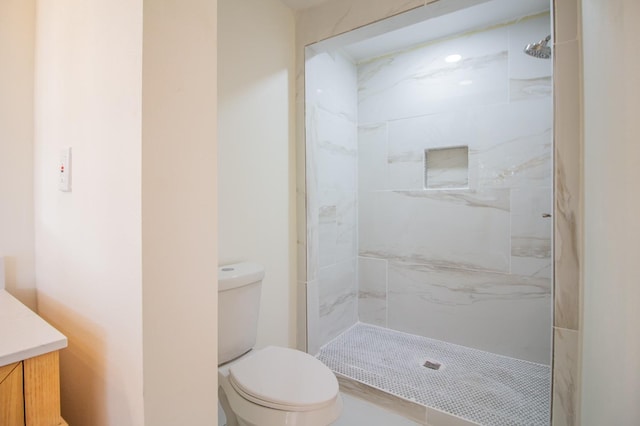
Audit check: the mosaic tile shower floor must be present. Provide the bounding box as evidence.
[317,323,551,426]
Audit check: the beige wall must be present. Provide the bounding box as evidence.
[33,0,144,424]
[33,0,218,425]
[581,0,640,424]
[0,0,36,309]
[141,0,218,424]
[218,0,296,348]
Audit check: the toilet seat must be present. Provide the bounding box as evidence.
[228,346,339,412]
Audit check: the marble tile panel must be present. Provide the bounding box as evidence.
[297,281,307,352]
[552,327,579,426]
[305,51,358,122]
[358,26,509,123]
[317,258,358,347]
[387,157,422,191]
[337,374,428,425]
[386,98,552,191]
[508,13,552,102]
[511,186,552,260]
[318,204,338,268]
[305,109,320,283]
[509,76,552,102]
[474,129,552,190]
[358,256,387,327]
[336,197,358,264]
[386,261,552,364]
[359,189,511,273]
[297,48,308,282]
[358,123,389,192]
[297,0,425,47]
[476,97,552,149]
[297,239,307,283]
[296,190,307,283]
[511,256,552,280]
[306,203,319,282]
[296,58,307,286]
[508,13,552,81]
[311,106,358,192]
[306,280,321,355]
[315,146,356,195]
[553,40,581,331]
[305,51,357,277]
[318,189,358,265]
[472,102,552,189]
[386,110,474,191]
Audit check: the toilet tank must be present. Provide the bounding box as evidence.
[218,262,264,365]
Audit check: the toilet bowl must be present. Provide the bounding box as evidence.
[218,263,342,426]
[218,346,342,426]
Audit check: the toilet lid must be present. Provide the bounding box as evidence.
[228,346,339,412]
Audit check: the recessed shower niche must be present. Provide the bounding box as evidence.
[304,0,553,425]
[425,146,469,189]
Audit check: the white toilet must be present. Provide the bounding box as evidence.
[218,262,342,426]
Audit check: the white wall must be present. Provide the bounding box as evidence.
[0,0,36,309]
[141,0,218,424]
[218,0,296,349]
[581,0,640,424]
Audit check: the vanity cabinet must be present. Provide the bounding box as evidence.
[0,351,67,426]
[0,280,68,426]
[0,361,24,426]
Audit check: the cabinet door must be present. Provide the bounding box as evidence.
[23,351,64,426]
[0,362,25,426]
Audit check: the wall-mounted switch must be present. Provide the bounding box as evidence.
[59,147,71,192]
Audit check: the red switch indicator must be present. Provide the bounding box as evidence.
[59,148,71,192]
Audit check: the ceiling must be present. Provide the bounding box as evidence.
[280,0,332,10]
[333,0,550,62]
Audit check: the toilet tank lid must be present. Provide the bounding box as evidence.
[218,262,265,292]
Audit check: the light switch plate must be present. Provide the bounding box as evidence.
[59,147,71,192]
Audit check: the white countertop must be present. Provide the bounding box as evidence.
[0,289,68,367]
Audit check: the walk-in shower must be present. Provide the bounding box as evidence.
[304,1,553,425]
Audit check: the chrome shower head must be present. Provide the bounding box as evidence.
[524,35,552,59]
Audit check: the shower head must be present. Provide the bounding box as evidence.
[524,35,552,59]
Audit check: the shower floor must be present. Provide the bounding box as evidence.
[317,323,551,426]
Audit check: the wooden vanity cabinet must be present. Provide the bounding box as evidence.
[0,360,24,426]
[0,351,67,426]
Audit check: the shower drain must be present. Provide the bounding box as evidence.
[423,359,442,370]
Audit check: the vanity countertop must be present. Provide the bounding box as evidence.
[0,289,68,367]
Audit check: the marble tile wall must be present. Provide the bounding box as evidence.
[296,0,441,355]
[357,14,553,364]
[552,0,582,424]
[358,26,510,124]
[305,51,359,354]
